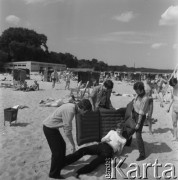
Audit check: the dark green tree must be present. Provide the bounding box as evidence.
[0,27,48,62]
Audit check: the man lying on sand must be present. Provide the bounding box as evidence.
[39,95,76,107]
[64,123,126,178]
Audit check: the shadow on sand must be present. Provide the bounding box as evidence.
[152,128,173,134]
[63,138,172,179]
[10,122,30,127]
[124,138,172,157]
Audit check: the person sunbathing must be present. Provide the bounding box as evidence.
[14,81,28,91]
[26,80,39,91]
[39,95,76,107]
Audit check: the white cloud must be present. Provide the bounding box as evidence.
[173,44,178,49]
[22,0,64,5]
[159,6,178,26]
[5,15,20,25]
[151,43,166,49]
[112,11,135,22]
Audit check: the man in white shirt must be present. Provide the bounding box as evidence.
[64,123,126,178]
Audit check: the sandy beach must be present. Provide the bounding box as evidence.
[0,75,178,180]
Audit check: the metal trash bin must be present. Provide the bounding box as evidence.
[4,108,18,126]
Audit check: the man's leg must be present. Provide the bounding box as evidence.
[147,99,153,134]
[76,143,113,176]
[65,144,99,166]
[172,110,178,140]
[43,126,66,179]
[135,116,146,160]
[76,155,106,176]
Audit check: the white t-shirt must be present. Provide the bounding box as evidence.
[102,130,126,153]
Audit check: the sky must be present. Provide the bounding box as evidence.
[1,0,178,70]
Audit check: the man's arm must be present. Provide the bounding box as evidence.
[63,113,76,152]
[135,96,149,130]
[108,90,115,109]
[64,126,76,152]
[101,131,111,142]
[167,90,174,112]
[89,87,97,111]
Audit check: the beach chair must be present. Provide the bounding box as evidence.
[79,81,90,99]
[70,81,82,98]
[0,83,14,88]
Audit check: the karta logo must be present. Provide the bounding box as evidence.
[105,157,177,179]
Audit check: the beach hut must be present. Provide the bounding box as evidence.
[68,68,100,87]
[13,69,27,82]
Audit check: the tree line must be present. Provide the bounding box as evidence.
[0,27,172,73]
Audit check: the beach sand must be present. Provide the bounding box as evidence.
[0,75,178,180]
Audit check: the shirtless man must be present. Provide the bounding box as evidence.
[167,68,178,141]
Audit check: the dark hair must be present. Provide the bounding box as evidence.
[169,77,177,87]
[133,81,145,91]
[116,123,124,130]
[77,99,92,111]
[103,80,113,90]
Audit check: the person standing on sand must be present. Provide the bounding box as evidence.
[89,79,115,111]
[143,76,154,134]
[43,99,92,179]
[155,74,168,107]
[65,71,71,90]
[167,65,178,141]
[51,69,58,88]
[64,123,126,178]
[133,81,149,161]
[58,70,62,83]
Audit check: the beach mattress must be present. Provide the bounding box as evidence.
[99,108,126,138]
[75,110,100,146]
[75,107,132,146]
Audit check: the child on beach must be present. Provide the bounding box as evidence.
[65,71,71,90]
